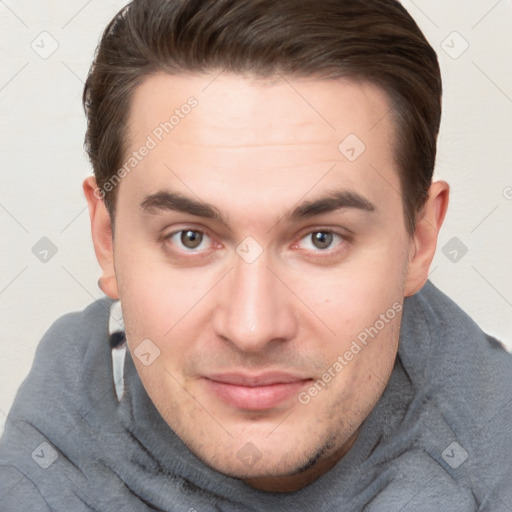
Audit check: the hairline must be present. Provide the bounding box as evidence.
[107,69,413,235]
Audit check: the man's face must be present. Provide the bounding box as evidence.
[112,73,413,490]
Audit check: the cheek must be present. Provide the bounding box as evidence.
[114,234,206,335]
[289,246,408,347]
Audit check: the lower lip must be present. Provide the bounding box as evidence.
[204,379,310,411]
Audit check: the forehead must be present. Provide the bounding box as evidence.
[121,72,400,221]
[128,72,394,147]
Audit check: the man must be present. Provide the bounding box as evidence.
[1,0,511,510]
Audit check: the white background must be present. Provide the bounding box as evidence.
[1,0,511,435]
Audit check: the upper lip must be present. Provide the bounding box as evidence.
[205,372,310,387]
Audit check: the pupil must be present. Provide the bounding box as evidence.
[181,230,203,249]
[312,232,332,249]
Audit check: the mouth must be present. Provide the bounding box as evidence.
[202,372,313,411]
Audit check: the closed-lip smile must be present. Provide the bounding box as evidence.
[202,372,312,410]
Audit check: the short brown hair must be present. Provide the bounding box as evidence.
[83,0,442,233]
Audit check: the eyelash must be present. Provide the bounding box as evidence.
[160,227,349,258]
[295,230,344,250]
[161,227,217,256]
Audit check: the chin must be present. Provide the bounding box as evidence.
[187,433,325,481]
[205,455,305,481]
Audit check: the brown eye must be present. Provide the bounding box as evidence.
[180,230,204,249]
[296,230,344,253]
[164,228,215,257]
[311,231,333,250]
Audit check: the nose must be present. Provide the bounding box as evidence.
[212,251,298,353]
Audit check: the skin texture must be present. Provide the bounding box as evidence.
[84,73,449,492]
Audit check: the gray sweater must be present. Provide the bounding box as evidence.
[1,281,511,511]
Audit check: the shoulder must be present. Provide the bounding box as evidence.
[3,298,115,425]
[6,299,113,411]
[401,280,512,395]
[405,281,512,404]
[365,449,477,511]
[0,299,115,509]
[397,281,512,508]
[33,298,113,364]
[0,465,52,512]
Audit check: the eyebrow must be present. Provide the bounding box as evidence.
[140,189,375,225]
[141,192,227,224]
[287,190,375,222]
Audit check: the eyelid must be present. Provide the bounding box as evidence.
[296,225,350,241]
[160,223,208,240]
[172,230,211,250]
[299,230,341,247]
[159,224,351,258]
[291,227,351,255]
[160,225,218,253]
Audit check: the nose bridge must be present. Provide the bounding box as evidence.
[214,252,295,351]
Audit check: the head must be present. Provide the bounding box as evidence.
[83,0,449,491]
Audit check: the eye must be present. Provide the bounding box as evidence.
[297,230,343,251]
[168,229,211,251]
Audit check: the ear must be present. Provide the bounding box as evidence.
[404,180,450,297]
[83,176,119,299]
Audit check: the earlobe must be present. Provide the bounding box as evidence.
[83,176,119,299]
[404,181,450,297]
